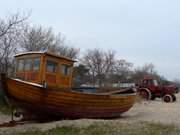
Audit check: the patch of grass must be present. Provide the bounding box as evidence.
[83,122,179,135]
[1,126,81,135]
[0,102,11,115]
[144,122,179,135]
[0,122,179,135]
[48,126,81,135]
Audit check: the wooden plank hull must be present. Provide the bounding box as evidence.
[5,78,136,118]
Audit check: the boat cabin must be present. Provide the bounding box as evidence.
[15,52,75,88]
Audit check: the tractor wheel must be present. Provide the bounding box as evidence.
[139,88,151,100]
[172,95,176,102]
[163,94,173,103]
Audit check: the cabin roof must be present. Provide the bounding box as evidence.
[14,51,76,62]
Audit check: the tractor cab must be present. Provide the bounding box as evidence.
[142,78,158,87]
[140,77,160,93]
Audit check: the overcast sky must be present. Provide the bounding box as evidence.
[0,0,180,80]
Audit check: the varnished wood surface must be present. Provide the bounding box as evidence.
[6,78,136,118]
[15,53,74,88]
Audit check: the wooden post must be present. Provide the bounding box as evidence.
[0,73,6,99]
[11,107,14,122]
[0,73,11,106]
[0,74,2,92]
[0,73,7,91]
[0,73,14,121]
[0,73,3,105]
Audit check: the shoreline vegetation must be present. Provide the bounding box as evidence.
[0,121,179,135]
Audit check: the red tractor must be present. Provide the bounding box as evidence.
[137,77,178,102]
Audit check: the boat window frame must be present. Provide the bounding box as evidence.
[61,64,72,76]
[33,57,41,71]
[17,59,25,72]
[46,60,58,73]
[24,58,33,71]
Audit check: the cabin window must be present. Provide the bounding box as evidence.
[46,60,57,73]
[24,59,33,71]
[33,58,40,71]
[61,65,71,76]
[18,59,24,71]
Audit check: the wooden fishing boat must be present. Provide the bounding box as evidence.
[2,52,136,118]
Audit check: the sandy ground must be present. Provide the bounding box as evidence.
[122,94,180,124]
[0,93,180,132]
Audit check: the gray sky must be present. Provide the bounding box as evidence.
[1,0,180,80]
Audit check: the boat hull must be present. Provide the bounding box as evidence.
[5,78,136,118]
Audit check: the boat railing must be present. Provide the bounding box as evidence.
[72,86,136,95]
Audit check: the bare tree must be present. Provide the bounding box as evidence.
[132,63,157,82]
[0,13,29,74]
[0,13,29,38]
[82,49,116,87]
[81,48,136,87]
[73,64,89,87]
[50,44,80,59]
[20,25,79,59]
[113,59,133,82]
[141,63,155,74]
[0,33,17,73]
[104,50,116,74]
[82,50,96,86]
[20,25,55,51]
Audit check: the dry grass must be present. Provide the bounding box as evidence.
[0,121,179,135]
